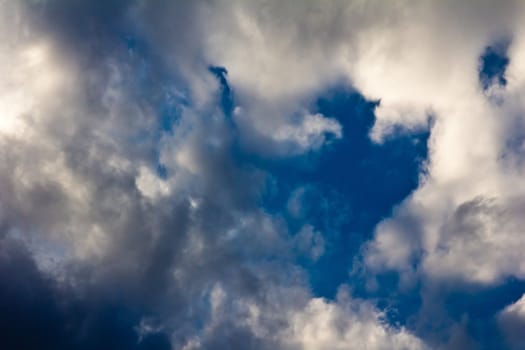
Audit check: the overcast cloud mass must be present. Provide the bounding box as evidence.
[2,1,525,349]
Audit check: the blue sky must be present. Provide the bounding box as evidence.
[2,1,525,349]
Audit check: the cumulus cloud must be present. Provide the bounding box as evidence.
[180,284,425,350]
[183,0,525,290]
[0,1,430,349]
[280,290,425,350]
[5,0,525,348]
[360,0,525,289]
[147,0,525,344]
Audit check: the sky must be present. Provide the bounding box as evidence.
[1,1,525,349]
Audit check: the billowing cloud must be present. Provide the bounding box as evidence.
[279,291,425,350]
[177,284,426,350]
[4,0,525,348]
[153,0,525,289]
[0,1,429,349]
[360,1,525,288]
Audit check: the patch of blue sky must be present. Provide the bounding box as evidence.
[479,38,511,91]
[262,88,429,300]
[206,69,453,340]
[211,68,430,301]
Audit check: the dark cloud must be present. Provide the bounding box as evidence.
[0,3,297,344]
[0,238,171,350]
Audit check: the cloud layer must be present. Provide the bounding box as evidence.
[2,0,525,349]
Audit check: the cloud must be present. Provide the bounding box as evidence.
[348,0,525,287]
[5,0,525,347]
[269,113,342,155]
[498,294,525,349]
[0,237,172,350]
[280,289,426,350]
[158,0,522,147]
[0,1,428,348]
[149,0,525,343]
[180,284,426,350]
[293,225,325,262]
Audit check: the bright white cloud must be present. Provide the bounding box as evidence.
[182,284,426,350]
[281,294,426,350]
[271,113,342,154]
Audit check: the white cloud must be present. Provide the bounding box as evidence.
[169,0,521,153]
[498,294,525,349]
[281,293,426,350]
[271,113,342,154]
[182,284,426,350]
[333,0,525,287]
[135,165,170,200]
[147,0,525,297]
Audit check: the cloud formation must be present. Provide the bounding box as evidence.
[3,0,525,348]
[0,1,428,349]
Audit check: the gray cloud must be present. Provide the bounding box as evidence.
[498,294,525,349]
[10,0,525,348]
[0,1,428,349]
